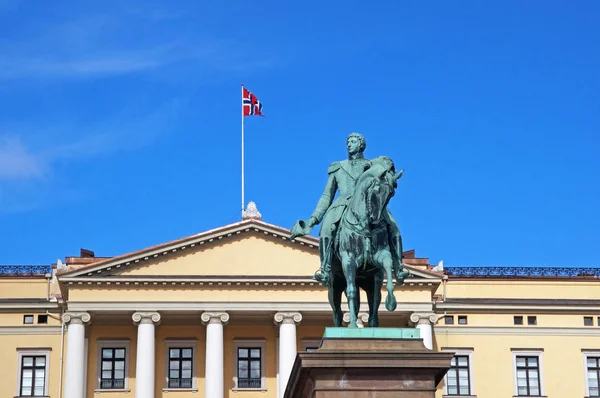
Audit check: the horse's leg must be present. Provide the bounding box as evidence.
[370,270,384,327]
[328,277,345,327]
[353,281,361,326]
[379,251,397,312]
[341,252,359,328]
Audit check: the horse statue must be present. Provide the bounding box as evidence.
[328,156,409,328]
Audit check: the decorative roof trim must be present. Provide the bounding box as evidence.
[0,265,52,276]
[58,219,319,278]
[444,266,600,279]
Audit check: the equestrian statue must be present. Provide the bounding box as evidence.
[290,133,410,328]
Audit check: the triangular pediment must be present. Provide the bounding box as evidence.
[57,219,442,283]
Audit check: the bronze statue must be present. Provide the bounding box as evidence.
[290,133,410,327]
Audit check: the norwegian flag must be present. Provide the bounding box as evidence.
[243,87,263,117]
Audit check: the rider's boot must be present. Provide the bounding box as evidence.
[314,237,333,286]
[389,235,406,282]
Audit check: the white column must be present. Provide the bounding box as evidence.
[410,313,436,350]
[132,312,161,398]
[201,312,229,398]
[343,312,369,328]
[63,312,91,398]
[274,312,302,398]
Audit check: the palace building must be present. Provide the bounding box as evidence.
[2,209,600,398]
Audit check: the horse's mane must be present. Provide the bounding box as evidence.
[347,156,396,223]
[357,156,396,184]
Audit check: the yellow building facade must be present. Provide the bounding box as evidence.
[2,216,599,398]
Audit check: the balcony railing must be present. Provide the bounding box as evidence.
[168,378,193,388]
[238,378,261,388]
[100,379,125,389]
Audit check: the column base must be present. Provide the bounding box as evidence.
[284,329,453,398]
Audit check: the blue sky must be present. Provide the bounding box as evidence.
[0,1,598,267]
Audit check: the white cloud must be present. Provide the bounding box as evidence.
[0,136,45,181]
[0,98,183,213]
[0,5,272,81]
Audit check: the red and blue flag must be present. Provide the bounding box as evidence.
[243,87,263,117]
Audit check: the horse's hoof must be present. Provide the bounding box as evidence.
[385,294,397,311]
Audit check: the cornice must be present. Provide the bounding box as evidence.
[435,301,600,313]
[0,326,62,335]
[65,300,434,313]
[59,275,441,287]
[0,301,60,310]
[435,326,600,336]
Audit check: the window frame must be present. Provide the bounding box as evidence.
[96,339,130,391]
[583,350,600,397]
[15,348,51,398]
[512,349,544,397]
[441,347,474,397]
[232,339,266,391]
[163,339,198,391]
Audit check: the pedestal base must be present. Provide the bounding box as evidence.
[284,328,453,398]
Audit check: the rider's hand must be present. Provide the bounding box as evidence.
[306,217,317,228]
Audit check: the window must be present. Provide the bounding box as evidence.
[164,339,197,390]
[457,316,468,325]
[442,348,474,397]
[168,348,193,388]
[96,340,130,390]
[100,348,126,388]
[585,316,594,326]
[16,349,50,397]
[514,316,523,325]
[512,350,544,396]
[233,339,266,390]
[445,316,454,325]
[23,315,34,324]
[37,315,48,324]
[237,347,261,388]
[583,351,600,397]
[527,316,537,325]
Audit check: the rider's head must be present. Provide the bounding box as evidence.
[346,132,366,155]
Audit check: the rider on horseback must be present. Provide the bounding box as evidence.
[290,132,405,286]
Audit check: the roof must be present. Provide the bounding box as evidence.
[58,218,320,277]
[56,218,443,280]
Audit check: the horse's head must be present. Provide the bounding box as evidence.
[353,156,403,225]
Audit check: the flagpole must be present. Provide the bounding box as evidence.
[241,83,245,218]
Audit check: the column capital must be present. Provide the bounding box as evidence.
[201,312,230,325]
[62,312,91,325]
[274,312,302,325]
[409,312,437,325]
[132,311,161,325]
[343,312,369,326]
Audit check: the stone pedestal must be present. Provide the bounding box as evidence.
[284,328,453,398]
